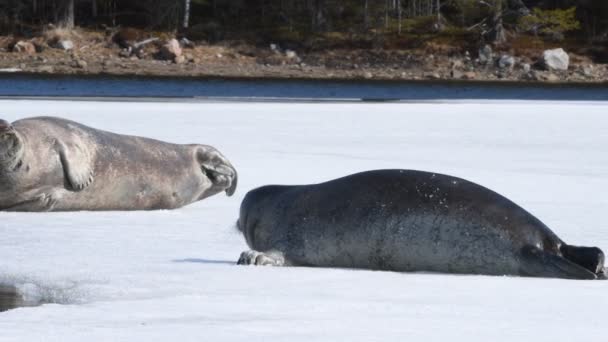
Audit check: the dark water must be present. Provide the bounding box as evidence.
[0,285,24,312]
[0,74,607,100]
[0,285,43,312]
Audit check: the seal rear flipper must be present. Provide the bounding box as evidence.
[560,244,605,274]
[55,140,94,191]
[520,245,597,280]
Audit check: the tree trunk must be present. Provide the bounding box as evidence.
[363,0,369,29]
[56,0,75,28]
[385,0,389,30]
[183,0,191,28]
[493,0,506,44]
[92,0,98,18]
[398,0,402,34]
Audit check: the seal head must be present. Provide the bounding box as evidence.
[0,119,24,169]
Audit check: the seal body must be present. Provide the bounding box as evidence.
[237,169,605,280]
[0,116,237,211]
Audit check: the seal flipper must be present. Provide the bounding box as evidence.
[237,250,287,266]
[560,244,605,274]
[520,245,597,280]
[56,140,94,191]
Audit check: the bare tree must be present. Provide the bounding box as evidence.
[55,0,75,28]
[183,0,191,28]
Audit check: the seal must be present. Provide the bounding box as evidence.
[0,116,237,211]
[237,169,606,280]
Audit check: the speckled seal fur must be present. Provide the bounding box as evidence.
[237,169,605,280]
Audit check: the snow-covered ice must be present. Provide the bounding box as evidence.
[0,99,607,341]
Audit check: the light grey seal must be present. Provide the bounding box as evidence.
[0,116,237,211]
[237,169,606,280]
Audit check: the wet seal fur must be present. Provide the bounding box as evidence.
[237,169,606,280]
[0,116,237,211]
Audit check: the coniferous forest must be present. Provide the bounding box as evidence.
[0,1,607,81]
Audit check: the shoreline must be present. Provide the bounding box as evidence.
[1,70,607,87]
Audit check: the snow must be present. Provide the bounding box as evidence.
[0,99,607,341]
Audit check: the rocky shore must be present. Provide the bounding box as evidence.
[1,29,606,83]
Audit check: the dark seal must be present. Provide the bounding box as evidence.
[0,116,237,211]
[237,169,606,280]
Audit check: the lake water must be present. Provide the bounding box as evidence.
[0,74,607,100]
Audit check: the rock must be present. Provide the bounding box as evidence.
[451,59,464,70]
[12,41,36,54]
[498,55,515,69]
[174,55,186,64]
[581,65,595,77]
[544,73,560,82]
[73,60,87,69]
[462,71,477,80]
[216,53,223,58]
[192,58,202,64]
[478,45,493,64]
[424,72,441,79]
[56,40,74,51]
[179,37,194,48]
[184,53,194,62]
[37,65,54,73]
[160,39,182,60]
[285,50,297,59]
[363,71,373,79]
[542,48,569,71]
[523,71,538,81]
[135,48,146,59]
[451,70,463,79]
[522,63,531,73]
[0,68,22,73]
[119,48,132,58]
[270,43,279,53]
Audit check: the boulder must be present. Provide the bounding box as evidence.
[160,39,182,60]
[478,45,493,64]
[72,60,87,69]
[36,65,55,74]
[424,72,441,79]
[12,41,36,54]
[462,71,477,80]
[544,73,560,82]
[542,48,569,71]
[285,50,297,59]
[119,48,132,58]
[55,40,74,51]
[498,55,515,69]
[450,69,463,79]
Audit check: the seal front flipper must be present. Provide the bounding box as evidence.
[520,245,597,280]
[195,145,238,196]
[55,139,94,191]
[237,250,287,266]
